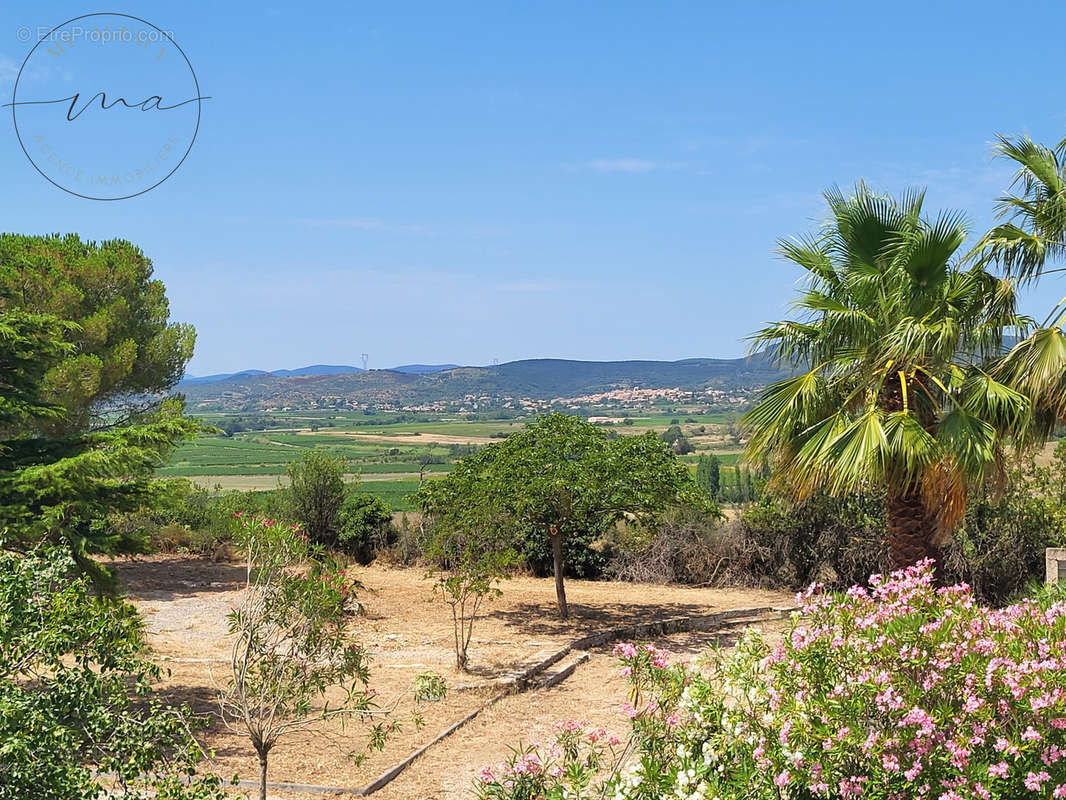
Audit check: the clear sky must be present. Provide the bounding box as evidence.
[3,1,1066,375]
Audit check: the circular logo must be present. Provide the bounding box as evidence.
[7,13,206,200]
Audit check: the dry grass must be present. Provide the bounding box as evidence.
[112,556,790,799]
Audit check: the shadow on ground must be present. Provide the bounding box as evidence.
[110,556,246,601]
[488,600,713,637]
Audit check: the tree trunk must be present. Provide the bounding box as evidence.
[880,375,944,579]
[886,484,942,574]
[258,750,269,800]
[550,527,568,619]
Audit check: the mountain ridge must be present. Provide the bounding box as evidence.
[180,363,461,385]
[178,355,787,412]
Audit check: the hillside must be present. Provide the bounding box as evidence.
[178,354,787,412]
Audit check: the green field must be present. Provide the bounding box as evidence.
[161,411,745,511]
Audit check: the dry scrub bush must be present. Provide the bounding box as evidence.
[606,508,732,586]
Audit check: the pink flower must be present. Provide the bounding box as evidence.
[1024,772,1049,791]
[774,769,791,787]
[1021,726,1042,742]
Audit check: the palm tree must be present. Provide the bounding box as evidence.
[978,134,1066,282]
[976,134,1066,426]
[744,184,1032,571]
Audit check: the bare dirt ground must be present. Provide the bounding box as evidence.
[113,557,790,799]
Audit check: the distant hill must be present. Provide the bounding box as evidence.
[178,354,787,412]
[270,364,363,377]
[179,369,270,386]
[179,362,462,387]
[391,364,462,374]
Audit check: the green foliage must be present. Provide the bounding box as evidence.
[977,133,1066,283]
[416,414,713,616]
[338,493,394,563]
[0,311,70,430]
[473,721,622,800]
[945,445,1066,604]
[219,514,446,799]
[423,504,518,671]
[0,264,200,580]
[725,447,1066,604]
[220,515,374,799]
[975,134,1066,435]
[660,425,694,455]
[734,491,890,589]
[287,450,346,546]
[745,184,1033,568]
[0,545,224,800]
[606,506,728,585]
[0,310,201,581]
[0,233,196,434]
[695,454,720,499]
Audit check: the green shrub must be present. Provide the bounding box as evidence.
[730,492,889,589]
[720,449,1066,604]
[0,545,224,800]
[287,450,346,546]
[338,494,394,563]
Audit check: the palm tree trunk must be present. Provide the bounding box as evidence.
[881,376,944,578]
[886,485,942,572]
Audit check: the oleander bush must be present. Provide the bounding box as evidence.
[475,561,1066,800]
[0,545,225,800]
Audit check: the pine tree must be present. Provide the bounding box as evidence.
[0,233,195,435]
[0,310,200,584]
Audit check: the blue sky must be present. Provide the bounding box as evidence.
[3,1,1066,375]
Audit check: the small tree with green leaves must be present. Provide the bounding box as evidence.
[423,506,518,671]
[416,414,713,618]
[0,544,224,800]
[286,450,346,546]
[219,514,442,800]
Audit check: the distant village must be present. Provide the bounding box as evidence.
[202,385,758,415]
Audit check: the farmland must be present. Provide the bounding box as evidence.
[160,410,747,509]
